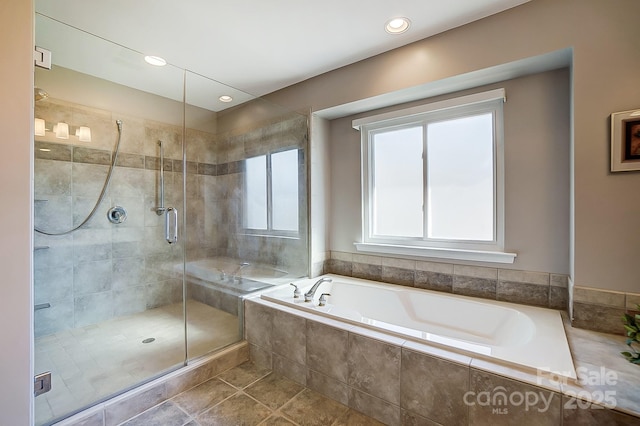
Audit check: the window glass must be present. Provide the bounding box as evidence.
[426,113,494,241]
[371,126,423,237]
[245,155,267,230]
[271,149,299,231]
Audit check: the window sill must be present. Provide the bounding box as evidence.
[238,232,300,240]
[354,242,517,264]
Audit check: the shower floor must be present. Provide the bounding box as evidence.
[34,300,241,426]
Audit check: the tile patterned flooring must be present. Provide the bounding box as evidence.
[35,300,240,426]
[120,362,384,426]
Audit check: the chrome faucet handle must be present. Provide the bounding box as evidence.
[319,293,331,307]
[216,268,226,280]
[290,283,301,298]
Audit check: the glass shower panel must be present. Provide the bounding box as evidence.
[34,14,186,425]
[183,71,310,361]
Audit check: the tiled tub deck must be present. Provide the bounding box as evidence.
[245,296,640,425]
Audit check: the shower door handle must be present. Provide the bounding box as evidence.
[165,207,178,244]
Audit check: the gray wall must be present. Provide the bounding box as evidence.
[267,0,640,293]
[329,69,570,274]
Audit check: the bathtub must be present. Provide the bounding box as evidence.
[262,274,576,379]
[182,257,303,316]
[182,257,296,294]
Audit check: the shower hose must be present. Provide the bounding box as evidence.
[35,119,123,236]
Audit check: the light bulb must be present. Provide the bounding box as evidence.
[55,122,69,139]
[34,118,46,136]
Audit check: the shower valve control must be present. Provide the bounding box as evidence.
[107,206,127,224]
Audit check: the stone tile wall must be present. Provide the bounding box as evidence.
[324,251,569,311]
[214,114,309,276]
[245,299,640,426]
[323,251,640,335]
[34,99,201,336]
[34,98,310,336]
[572,286,640,335]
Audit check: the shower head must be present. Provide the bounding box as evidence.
[34,87,49,102]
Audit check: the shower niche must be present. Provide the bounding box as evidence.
[33,13,308,425]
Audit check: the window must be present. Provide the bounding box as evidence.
[243,148,300,236]
[354,89,515,263]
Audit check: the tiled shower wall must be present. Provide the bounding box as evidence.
[213,114,309,275]
[34,98,309,337]
[34,98,215,337]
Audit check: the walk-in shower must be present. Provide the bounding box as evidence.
[34,119,123,236]
[34,13,309,425]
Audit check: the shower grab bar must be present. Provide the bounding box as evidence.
[155,140,166,216]
[165,207,178,244]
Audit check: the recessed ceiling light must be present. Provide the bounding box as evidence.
[144,55,167,66]
[219,95,233,103]
[385,17,411,34]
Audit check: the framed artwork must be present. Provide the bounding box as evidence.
[611,109,640,172]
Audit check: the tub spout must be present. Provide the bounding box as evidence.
[304,277,332,302]
[230,262,250,283]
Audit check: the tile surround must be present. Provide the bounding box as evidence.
[571,286,639,335]
[324,252,640,335]
[325,250,569,312]
[63,350,382,425]
[246,297,640,426]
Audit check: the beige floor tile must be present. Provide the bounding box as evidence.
[280,389,349,426]
[172,378,237,416]
[218,361,271,388]
[34,300,239,426]
[245,373,305,410]
[197,393,272,426]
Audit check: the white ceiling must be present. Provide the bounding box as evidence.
[35,0,531,111]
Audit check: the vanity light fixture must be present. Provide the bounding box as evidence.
[144,55,167,66]
[39,119,92,141]
[385,17,411,34]
[219,95,233,103]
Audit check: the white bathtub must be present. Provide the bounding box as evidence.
[262,274,576,379]
[181,257,295,294]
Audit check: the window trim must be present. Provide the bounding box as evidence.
[355,89,516,264]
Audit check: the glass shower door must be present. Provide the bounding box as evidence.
[183,71,310,361]
[33,14,187,425]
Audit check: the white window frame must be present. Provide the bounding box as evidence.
[353,89,516,264]
[242,148,300,238]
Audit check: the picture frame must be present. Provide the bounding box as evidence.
[611,109,640,172]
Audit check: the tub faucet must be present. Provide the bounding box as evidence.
[230,262,250,283]
[304,277,333,302]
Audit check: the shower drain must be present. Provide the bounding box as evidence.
[142,338,155,344]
